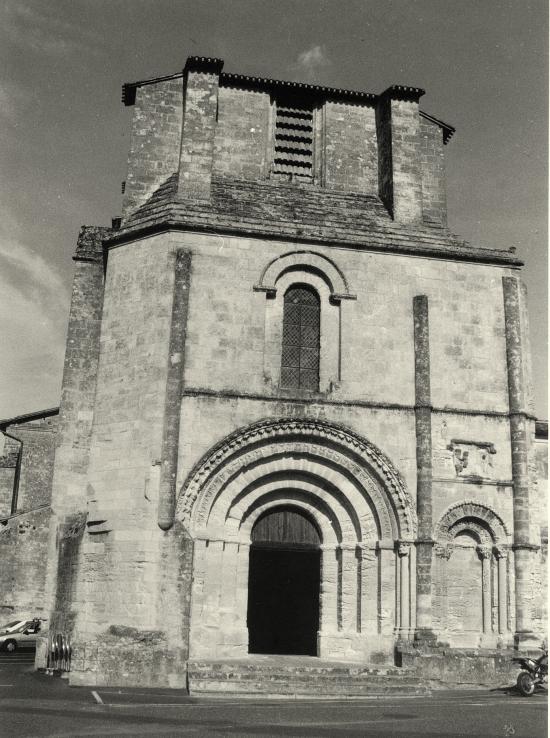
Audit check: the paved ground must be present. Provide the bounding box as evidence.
[0,653,547,737]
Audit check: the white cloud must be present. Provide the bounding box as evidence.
[0,2,104,57]
[0,233,70,418]
[294,45,331,81]
[0,81,28,126]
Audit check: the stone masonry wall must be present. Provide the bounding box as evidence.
[122,79,183,220]
[386,97,423,223]
[3,415,58,512]
[68,234,191,686]
[0,508,51,620]
[37,226,109,670]
[0,435,18,517]
[213,86,271,180]
[420,116,447,227]
[324,101,378,192]
[0,412,58,621]
[64,225,532,682]
[162,230,511,412]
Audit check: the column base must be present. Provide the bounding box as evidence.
[395,627,414,642]
[413,628,438,645]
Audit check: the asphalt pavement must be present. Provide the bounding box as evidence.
[0,653,547,737]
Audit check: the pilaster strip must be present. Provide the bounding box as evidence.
[413,295,435,640]
[502,276,530,544]
[502,276,540,644]
[158,249,192,530]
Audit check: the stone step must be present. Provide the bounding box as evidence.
[187,658,429,698]
[190,680,427,697]
[189,662,413,677]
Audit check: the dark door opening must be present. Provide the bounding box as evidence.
[247,507,321,656]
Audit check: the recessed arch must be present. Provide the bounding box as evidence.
[177,417,416,540]
[433,501,511,648]
[254,249,356,302]
[228,477,351,544]
[435,501,510,544]
[209,453,377,542]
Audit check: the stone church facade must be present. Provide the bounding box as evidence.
[1,56,547,689]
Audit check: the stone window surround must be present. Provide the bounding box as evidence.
[254,250,356,395]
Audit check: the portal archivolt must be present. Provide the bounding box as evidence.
[177,418,416,660]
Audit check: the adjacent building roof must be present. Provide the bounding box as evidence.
[0,408,59,431]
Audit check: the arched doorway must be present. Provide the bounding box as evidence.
[247,506,321,656]
[178,417,415,661]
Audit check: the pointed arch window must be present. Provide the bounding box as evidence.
[280,285,320,391]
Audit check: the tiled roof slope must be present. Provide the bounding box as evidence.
[108,175,521,266]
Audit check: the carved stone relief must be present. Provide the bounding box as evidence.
[447,439,496,480]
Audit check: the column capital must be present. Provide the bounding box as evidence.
[339,543,359,552]
[434,544,451,560]
[397,541,412,557]
[477,545,493,560]
[494,545,510,559]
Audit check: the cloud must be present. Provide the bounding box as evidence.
[0,2,104,57]
[294,45,331,81]
[0,81,28,126]
[0,232,70,418]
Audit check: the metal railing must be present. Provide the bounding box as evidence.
[46,633,71,673]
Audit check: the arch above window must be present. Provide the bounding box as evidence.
[254,250,356,303]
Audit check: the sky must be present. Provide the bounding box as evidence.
[0,0,547,419]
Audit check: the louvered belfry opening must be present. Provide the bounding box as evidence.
[272,96,315,182]
[281,285,320,391]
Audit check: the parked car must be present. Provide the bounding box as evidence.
[0,618,44,652]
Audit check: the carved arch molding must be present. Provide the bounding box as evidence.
[435,501,511,545]
[176,417,416,541]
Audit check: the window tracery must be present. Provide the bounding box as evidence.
[280,285,320,391]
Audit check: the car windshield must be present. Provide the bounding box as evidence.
[0,621,23,631]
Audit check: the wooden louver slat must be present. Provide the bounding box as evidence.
[272,102,314,180]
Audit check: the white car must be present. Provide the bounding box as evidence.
[0,618,43,652]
